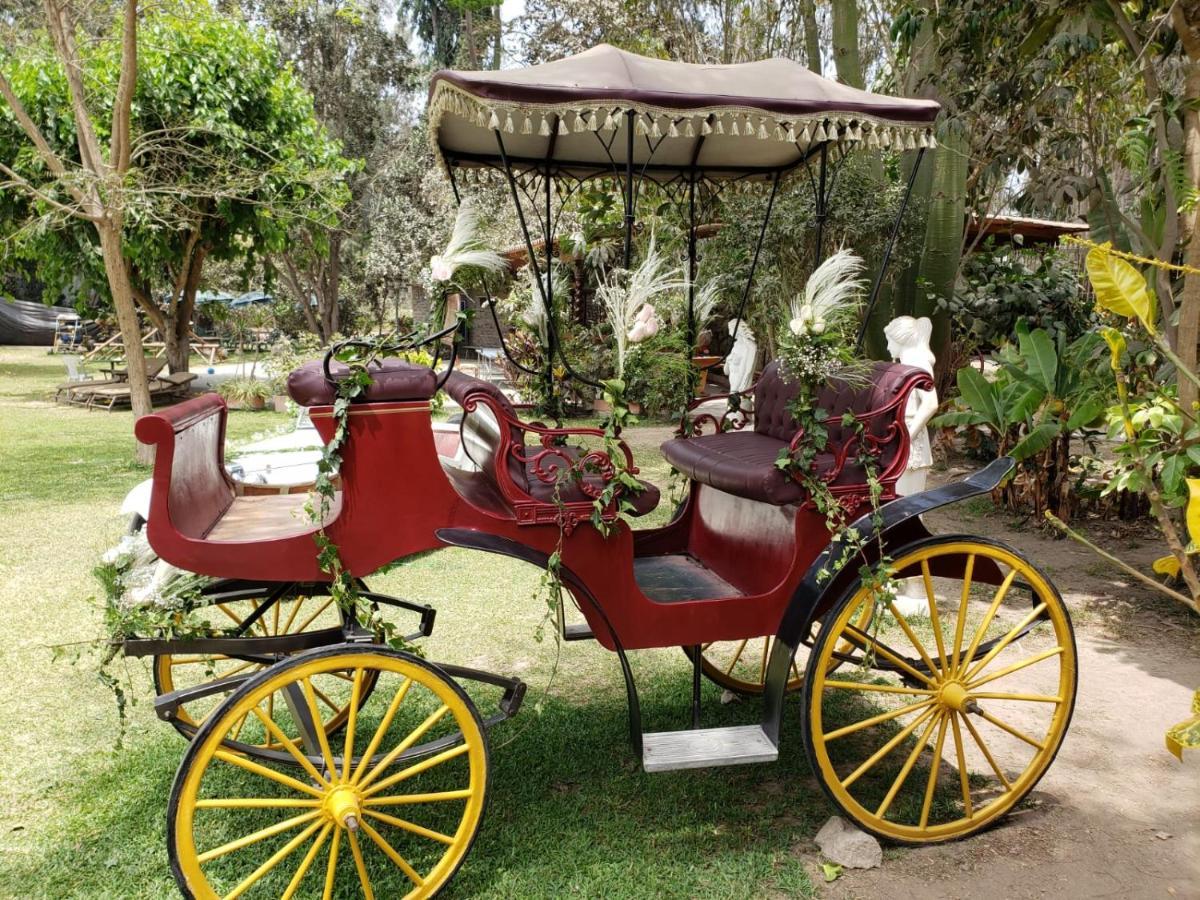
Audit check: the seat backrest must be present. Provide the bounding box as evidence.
[286,358,438,406]
[442,371,528,494]
[754,359,929,479]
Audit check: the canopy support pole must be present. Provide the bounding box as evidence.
[856,146,927,351]
[686,174,698,354]
[623,109,636,268]
[813,143,829,267]
[722,171,781,363]
[543,148,559,411]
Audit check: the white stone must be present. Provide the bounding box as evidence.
[815,816,882,869]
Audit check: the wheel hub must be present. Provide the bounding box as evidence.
[938,680,971,713]
[323,784,362,830]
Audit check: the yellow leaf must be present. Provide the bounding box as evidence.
[1187,479,1200,550]
[1086,244,1157,334]
[1152,555,1181,578]
[1165,690,1200,761]
[1099,327,1126,371]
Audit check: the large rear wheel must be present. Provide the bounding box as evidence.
[168,645,488,899]
[803,536,1076,844]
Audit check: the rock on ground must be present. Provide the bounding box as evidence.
[815,816,883,869]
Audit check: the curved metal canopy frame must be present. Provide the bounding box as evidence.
[431,47,937,405]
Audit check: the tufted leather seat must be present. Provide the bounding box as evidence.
[287,358,438,406]
[661,360,922,505]
[443,371,660,517]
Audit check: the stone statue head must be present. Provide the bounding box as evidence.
[884,316,935,374]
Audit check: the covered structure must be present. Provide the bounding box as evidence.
[429,45,940,390]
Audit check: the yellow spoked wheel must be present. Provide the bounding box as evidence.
[168,645,488,900]
[155,589,378,749]
[695,605,873,695]
[803,536,1076,844]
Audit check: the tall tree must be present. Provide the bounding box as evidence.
[0,0,154,458]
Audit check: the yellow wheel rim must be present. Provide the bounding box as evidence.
[155,593,375,748]
[806,539,1076,843]
[699,605,872,695]
[171,649,487,899]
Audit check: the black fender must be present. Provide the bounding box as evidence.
[760,456,1013,744]
[434,527,646,759]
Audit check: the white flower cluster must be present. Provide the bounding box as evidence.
[779,334,842,385]
[789,302,827,337]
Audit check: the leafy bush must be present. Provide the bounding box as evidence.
[934,322,1110,518]
[940,245,1094,351]
[623,330,692,417]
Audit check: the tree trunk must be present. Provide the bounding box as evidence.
[831,0,863,88]
[802,0,821,75]
[1173,6,1200,410]
[915,131,967,389]
[98,221,154,463]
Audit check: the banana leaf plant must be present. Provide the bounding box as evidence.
[934,321,1110,518]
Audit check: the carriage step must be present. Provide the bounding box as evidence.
[562,622,594,641]
[642,725,778,772]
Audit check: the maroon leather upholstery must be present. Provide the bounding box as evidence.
[287,359,438,406]
[663,360,921,505]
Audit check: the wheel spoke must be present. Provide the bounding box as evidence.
[294,597,336,635]
[311,683,343,716]
[350,678,413,785]
[251,706,331,788]
[841,626,936,688]
[363,789,473,807]
[282,822,332,900]
[214,749,325,798]
[362,742,470,799]
[882,597,939,677]
[956,569,1018,677]
[975,708,1047,750]
[343,668,364,780]
[171,655,229,667]
[759,637,769,684]
[346,829,375,900]
[962,602,1049,683]
[824,698,935,741]
[920,560,950,672]
[281,595,307,636]
[950,554,975,674]
[876,711,942,819]
[949,710,974,817]
[220,819,324,900]
[919,714,950,829]
[968,691,1062,704]
[840,705,938,789]
[359,819,426,886]
[195,798,322,809]
[967,646,1063,690]
[357,705,452,792]
[823,679,933,697]
[272,596,283,636]
[322,828,341,900]
[216,603,247,628]
[958,711,1012,791]
[364,809,455,845]
[725,639,748,675]
[302,677,339,775]
[198,811,321,864]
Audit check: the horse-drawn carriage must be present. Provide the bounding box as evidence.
[124,46,1076,898]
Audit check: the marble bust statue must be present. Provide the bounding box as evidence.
[724,318,758,394]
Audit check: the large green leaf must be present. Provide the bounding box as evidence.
[1017,326,1058,395]
[1009,422,1061,461]
[998,382,1043,429]
[1086,245,1156,333]
[1065,397,1106,431]
[956,366,1002,429]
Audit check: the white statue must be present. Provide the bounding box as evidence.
[884,316,939,617]
[724,318,758,394]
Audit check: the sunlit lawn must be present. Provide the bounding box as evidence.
[0,345,824,898]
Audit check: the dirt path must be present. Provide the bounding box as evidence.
[817,478,1200,899]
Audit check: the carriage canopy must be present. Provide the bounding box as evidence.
[430,44,940,180]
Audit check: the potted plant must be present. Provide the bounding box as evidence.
[218,376,272,410]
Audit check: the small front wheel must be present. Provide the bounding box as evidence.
[803,536,1076,844]
[169,645,488,899]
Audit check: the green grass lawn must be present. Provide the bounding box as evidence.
[0,346,822,898]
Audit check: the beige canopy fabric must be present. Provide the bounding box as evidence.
[430,44,940,181]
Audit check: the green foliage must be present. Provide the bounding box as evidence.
[0,3,353,310]
[942,245,1094,349]
[935,322,1109,518]
[623,330,692,417]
